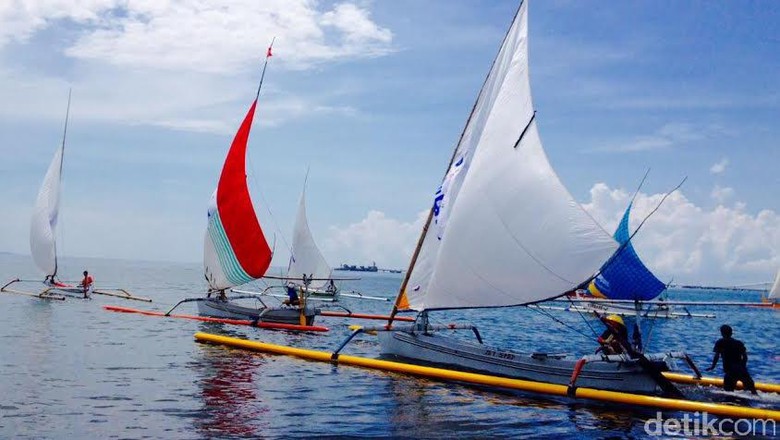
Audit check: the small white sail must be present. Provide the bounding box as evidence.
[287,187,332,289]
[401,0,617,310]
[30,144,65,277]
[769,269,780,301]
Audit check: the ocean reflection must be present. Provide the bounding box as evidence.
[193,342,268,438]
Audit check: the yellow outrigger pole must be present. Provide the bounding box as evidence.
[195,332,780,422]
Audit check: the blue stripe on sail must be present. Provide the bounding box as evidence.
[208,211,254,286]
[595,203,666,301]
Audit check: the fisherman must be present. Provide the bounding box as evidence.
[79,270,93,298]
[326,278,337,294]
[284,283,300,306]
[596,315,632,356]
[705,324,757,394]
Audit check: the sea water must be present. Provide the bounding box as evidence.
[0,253,777,438]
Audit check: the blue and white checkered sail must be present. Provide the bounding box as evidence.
[590,203,666,301]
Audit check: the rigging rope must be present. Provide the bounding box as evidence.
[525,304,596,342]
[566,297,601,339]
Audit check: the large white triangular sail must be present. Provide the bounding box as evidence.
[30,145,65,277]
[287,186,332,289]
[399,0,618,311]
[30,93,70,278]
[769,269,780,301]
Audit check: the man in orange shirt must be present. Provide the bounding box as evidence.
[79,270,94,298]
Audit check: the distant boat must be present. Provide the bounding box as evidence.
[334,263,378,272]
[285,180,338,299]
[368,0,695,396]
[757,268,780,309]
[1,91,147,302]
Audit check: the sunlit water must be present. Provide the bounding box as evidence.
[0,253,777,438]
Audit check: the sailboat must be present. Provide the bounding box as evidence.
[1,91,149,302]
[368,0,698,395]
[757,269,780,308]
[541,202,714,319]
[284,182,337,299]
[231,180,389,303]
[166,45,316,325]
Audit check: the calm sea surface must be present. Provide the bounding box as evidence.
[0,253,777,439]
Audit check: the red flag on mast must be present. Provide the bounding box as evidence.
[266,45,273,58]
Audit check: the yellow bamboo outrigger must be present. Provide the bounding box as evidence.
[194,332,780,422]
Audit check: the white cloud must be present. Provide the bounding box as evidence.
[582,183,779,285]
[0,1,390,133]
[592,122,729,153]
[1,0,393,73]
[710,185,735,204]
[710,157,729,174]
[322,210,426,269]
[321,184,779,285]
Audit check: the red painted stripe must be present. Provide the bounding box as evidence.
[217,99,272,279]
[319,311,415,322]
[103,305,328,332]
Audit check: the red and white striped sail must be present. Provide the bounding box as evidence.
[204,99,273,290]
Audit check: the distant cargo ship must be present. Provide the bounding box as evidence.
[334,262,402,273]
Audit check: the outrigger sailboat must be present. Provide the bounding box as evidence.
[166,43,317,326]
[535,201,714,319]
[757,269,779,308]
[1,91,148,303]
[278,180,339,300]
[233,179,388,304]
[352,0,702,396]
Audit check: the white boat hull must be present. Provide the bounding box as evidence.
[378,331,673,395]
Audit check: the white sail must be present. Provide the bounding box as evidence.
[30,144,64,277]
[769,269,780,301]
[287,187,332,289]
[402,0,617,310]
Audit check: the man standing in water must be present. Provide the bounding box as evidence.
[705,324,758,394]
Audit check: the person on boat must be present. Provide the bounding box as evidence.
[326,278,337,294]
[283,283,300,306]
[705,324,757,394]
[79,270,93,298]
[596,315,632,356]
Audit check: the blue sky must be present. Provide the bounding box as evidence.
[0,0,777,285]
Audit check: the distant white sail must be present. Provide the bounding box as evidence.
[30,144,64,277]
[769,269,780,301]
[399,1,617,311]
[287,187,332,289]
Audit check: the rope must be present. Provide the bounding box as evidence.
[525,304,596,342]
[566,297,601,339]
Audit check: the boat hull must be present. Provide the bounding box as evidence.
[197,298,317,325]
[378,331,670,395]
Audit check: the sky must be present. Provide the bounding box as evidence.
[0,0,777,286]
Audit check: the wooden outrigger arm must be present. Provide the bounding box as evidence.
[0,278,66,301]
[92,289,152,303]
